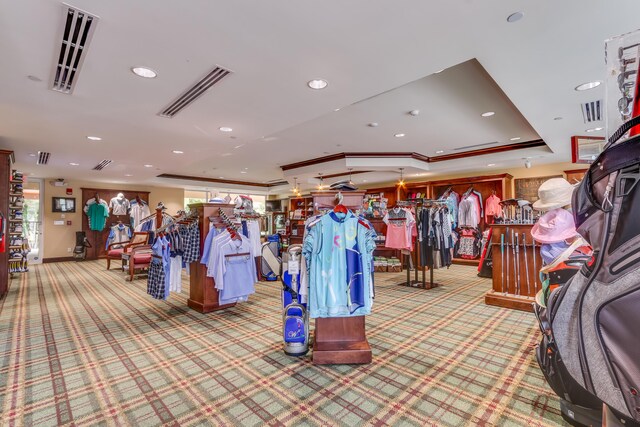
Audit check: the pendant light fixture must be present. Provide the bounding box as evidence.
[398,168,405,186]
[348,168,353,185]
[318,173,324,190]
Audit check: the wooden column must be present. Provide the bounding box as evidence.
[187,203,237,313]
[313,316,372,365]
[485,224,539,312]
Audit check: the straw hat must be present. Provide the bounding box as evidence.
[531,208,577,244]
[532,178,575,211]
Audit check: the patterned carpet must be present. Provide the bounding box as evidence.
[0,261,566,426]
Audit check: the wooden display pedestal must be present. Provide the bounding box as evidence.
[187,262,237,313]
[484,224,540,312]
[312,316,372,365]
[485,291,534,312]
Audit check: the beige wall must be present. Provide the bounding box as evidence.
[42,179,184,259]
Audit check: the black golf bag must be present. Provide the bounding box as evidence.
[73,231,91,260]
[535,118,640,426]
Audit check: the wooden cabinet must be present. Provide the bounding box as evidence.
[565,169,588,185]
[81,188,150,260]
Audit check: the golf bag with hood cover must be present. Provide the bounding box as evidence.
[535,31,640,426]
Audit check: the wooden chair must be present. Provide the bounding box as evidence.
[127,244,153,281]
[106,232,149,270]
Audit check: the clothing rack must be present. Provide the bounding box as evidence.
[186,203,238,313]
[392,201,426,289]
[419,199,449,289]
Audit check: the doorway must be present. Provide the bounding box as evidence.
[23,179,43,264]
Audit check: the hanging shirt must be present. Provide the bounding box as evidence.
[458,197,479,228]
[129,199,150,229]
[87,203,109,231]
[109,196,130,216]
[485,194,502,224]
[303,211,374,318]
[105,224,132,249]
[210,235,256,304]
[383,208,414,250]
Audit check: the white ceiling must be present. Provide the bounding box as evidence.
[0,0,637,194]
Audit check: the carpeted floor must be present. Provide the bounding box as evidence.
[0,261,566,426]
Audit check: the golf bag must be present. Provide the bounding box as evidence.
[260,234,281,281]
[281,245,309,356]
[73,231,91,260]
[535,120,640,425]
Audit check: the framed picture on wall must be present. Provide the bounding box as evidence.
[515,176,562,204]
[52,197,76,213]
[571,135,605,164]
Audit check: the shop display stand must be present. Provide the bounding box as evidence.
[484,224,538,312]
[186,203,237,314]
[311,191,371,365]
[0,150,12,297]
[8,169,28,277]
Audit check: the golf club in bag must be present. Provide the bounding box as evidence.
[535,30,640,427]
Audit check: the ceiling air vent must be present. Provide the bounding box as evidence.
[92,159,112,171]
[37,151,51,165]
[581,100,602,123]
[50,5,99,94]
[158,66,232,118]
[453,141,499,151]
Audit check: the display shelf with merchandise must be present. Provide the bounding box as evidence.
[8,169,28,275]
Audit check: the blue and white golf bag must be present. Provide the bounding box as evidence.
[281,245,309,356]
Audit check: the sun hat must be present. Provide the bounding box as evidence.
[531,208,577,244]
[532,178,575,211]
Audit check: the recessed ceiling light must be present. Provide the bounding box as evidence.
[481,111,495,117]
[124,174,133,177]
[506,12,524,23]
[29,153,36,157]
[575,81,601,91]
[244,167,249,170]
[87,136,102,141]
[27,75,42,82]
[487,163,496,167]
[334,108,340,111]
[144,164,153,168]
[131,67,157,79]
[234,144,244,149]
[219,127,233,132]
[69,162,79,166]
[219,176,225,179]
[307,79,328,90]
[585,127,604,133]
[409,110,420,116]
[367,122,379,127]
[435,150,444,154]
[394,133,406,138]
[172,150,184,154]
[510,137,521,141]
[240,171,247,174]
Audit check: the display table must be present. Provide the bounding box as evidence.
[485,224,539,312]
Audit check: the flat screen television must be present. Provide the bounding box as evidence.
[52,197,76,213]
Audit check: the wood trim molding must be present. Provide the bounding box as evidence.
[564,168,589,174]
[81,187,150,196]
[280,140,547,172]
[318,170,371,180]
[428,139,546,162]
[157,173,288,188]
[425,173,513,187]
[43,257,76,263]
